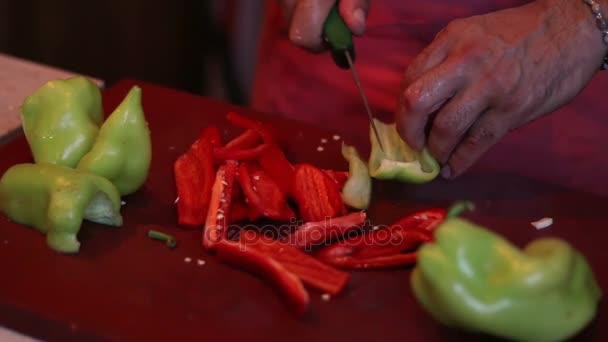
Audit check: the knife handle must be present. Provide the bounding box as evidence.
[322,3,356,69]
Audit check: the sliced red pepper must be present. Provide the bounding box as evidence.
[281,212,367,250]
[236,162,295,221]
[239,230,350,295]
[216,240,309,317]
[293,163,345,223]
[225,129,261,150]
[203,160,238,250]
[174,136,215,227]
[200,125,222,148]
[257,144,295,197]
[226,112,274,144]
[213,143,270,161]
[323,170,349,189]
[229,201,264,223]
[315,208,445,269]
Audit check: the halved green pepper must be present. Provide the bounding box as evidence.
[20,76,103,167]
[369,118,439,184]
[0,163,123,253]
[77,86,152,196]
[411,217,601,342]
[340,142,371,209]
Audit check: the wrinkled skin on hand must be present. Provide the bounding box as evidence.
[396,0,608,179]
[279,0,369,51]
[411,217,601,342]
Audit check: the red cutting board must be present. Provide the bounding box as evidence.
[0,80,606,341]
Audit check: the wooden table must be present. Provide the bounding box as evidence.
[0,79,606,341]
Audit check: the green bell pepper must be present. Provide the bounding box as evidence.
[340,142,371,209]
[369,118,439,184]
[77,86,151,196]
[411,217,601,342]
[0,163,123,253]
[21,76,103,167]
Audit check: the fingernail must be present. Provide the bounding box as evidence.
[441,165,451,179]
[352,8,366,34]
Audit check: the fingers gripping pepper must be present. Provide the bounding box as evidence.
[20,76,104,167]
[0,163,123,253]
[77,86,152,196]
[411,218,602,342]
[369,118,440,184]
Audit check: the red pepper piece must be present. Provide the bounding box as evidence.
[317,252,418,269]
[229,201,264,223]
[315,208,445,269]
[293,163,345,222]
[213,143,270,161]
[236,162,295,221]
[200,125,222,148]
[216,240,309,317]
[281,212,367,250]
[239,231,350,295]
[174,135,216,227]
[323,170,349,189]
[257,144,295,197]
[226,112,274,144]
[225,129,261,150]
[203,160,238,250]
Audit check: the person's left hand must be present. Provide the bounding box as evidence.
[395,0,608,179]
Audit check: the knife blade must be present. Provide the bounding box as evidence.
[322,4,385,152]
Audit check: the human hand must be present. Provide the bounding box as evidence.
[396,0,608,179]
[279,0,369,51]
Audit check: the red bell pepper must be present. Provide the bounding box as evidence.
[174,135,216,227]
[203,160,238,250]
[236,162,295,221]
[257,144,295,197]
[315,208,446,269]
[239,230,350,295]
[281,212,367,250]
[323,170,349,189]
[293,163,345,222]
[213,143,270,161]
[216,240,309,317]
[229,201,263,223]
[226,112,274,144]
[225,128,261,150]
[200,125,222,148]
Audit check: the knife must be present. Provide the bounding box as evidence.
[322,4,385,152]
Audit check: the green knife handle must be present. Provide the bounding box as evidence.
[322,4,355,69]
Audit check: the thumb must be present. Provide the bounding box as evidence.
[339,0,369,36]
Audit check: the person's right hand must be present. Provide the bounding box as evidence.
[280,0,370,51]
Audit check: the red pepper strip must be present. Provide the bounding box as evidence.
[216,240,309,317]
[213,143,270,161]
[353,229,432,259]
[229,201,264,223]
[174,137,215,227]
[236,162,295,221]
[225,129,261,150]
[318,252,418,269]
[239,231,350,295]
[200,125,222,148]
[281,212,367,250]
[389,208,447,235]
[257,144,295,197]
[203,160,238,250]
[323,170,349,189]
[293,163,345,222]
[226,111,275,144]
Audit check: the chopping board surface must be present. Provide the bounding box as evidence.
[0,80,606,341]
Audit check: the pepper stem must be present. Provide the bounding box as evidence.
[446,201,475,219]
[148,229,177,249]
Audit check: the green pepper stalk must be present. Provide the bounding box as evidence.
[368,118,439,184]
[411,217,601,342]
[148,230,177,249]
[340,142,371,209]
[77,86,152,196]
[0,163,123,253]
[20,76,104,167]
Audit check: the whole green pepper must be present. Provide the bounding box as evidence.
[0,163,123,253]
[368,118,439,184]
[77,86,151,196]
[340,142,371,209]
[411,217,601,342]
[20,76,103,167]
